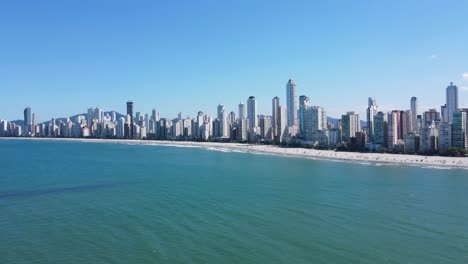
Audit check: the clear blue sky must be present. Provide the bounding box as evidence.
[1,0,468,121]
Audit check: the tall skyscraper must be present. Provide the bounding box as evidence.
[247,96,257,129]
[126,101,134,139]
[299,95,310,137]
[387,111,400,151]
[87,107,94,127]
[271,96,282,142]
[238,102,246,120]
[410,97,418,132]
[286,79,298,127]
[272,96,280,135]
[373,112,387,147]
[438,122,452,152]
[151,109,157,122]
[366,97,378,142]
[23,107,32,136]
[229,111,236,126]
[32,113,37,135]
[341,112,360,142]
[217,104,225,120]
[452,110,467,149]
[217,104,227,138]
[304,106,326,141]
[446,82,458,123]
[404,110,413,135]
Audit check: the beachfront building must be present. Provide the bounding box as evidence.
[286,79,298,129]
[410,97,419,132]
[0,120,8,137]
[216,104,228,138]
[238,118,248,142]
[303,106,327,142]
[420,121,438,153]
[238,102,246,120]
[272,97,288,143]
[341,112,360,143]
[126,101,134,139]
[272,96,280,141]
[446,82,458,124]
[247,96,257,131]
[404,110,413,135]
[404,132,420,153]
[366,97,378,142]
[259,115,273,141]
[328,128,341,149]
[298,95,310,138]
[387,111,399,151]
[438,122,452,152]
[373,112,387,149]
[23,107,32,136]
[452,111,467,149]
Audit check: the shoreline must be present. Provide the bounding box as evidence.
[1,137,468,169]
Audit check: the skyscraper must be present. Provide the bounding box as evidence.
[238,102,246,120]
[438,122,452,152]
[272,96,280,136]
[341,112,360,142]
[373,112,387,147]
[304,106,326,141]
[32,113,37,135]
[217,104,228,138]
[410,97,418,132]
[446,82,458,123]
[299,95,310,137]
[366,97,378,142]
[452,111,467,149]
[286,79,298,127]
[247,96,257,129]
[387,111,400,151]
[126,101,134,139]
[23,107,31,136]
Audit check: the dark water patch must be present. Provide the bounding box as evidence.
[0,182,133,200]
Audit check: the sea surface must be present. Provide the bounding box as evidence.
[0,139,467,263]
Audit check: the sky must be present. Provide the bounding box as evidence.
[1,0,468,121]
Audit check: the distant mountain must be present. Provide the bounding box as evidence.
[11,112,366,129]
[10,111,125,126]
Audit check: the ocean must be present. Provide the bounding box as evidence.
[0,139,467,263]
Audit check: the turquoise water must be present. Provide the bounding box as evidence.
[0,140,467,263]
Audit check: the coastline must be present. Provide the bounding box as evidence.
[1,137,468,168]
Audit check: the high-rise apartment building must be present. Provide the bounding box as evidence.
[299,95,310,137]
[341,112,360,142]
[373,112,387,147]
[126,101,134,139]
[387,111,400,151]
[23,107,32,136]
[286,79,298,127]
[410,97,418,132]
[238,102,246,121]
[452,110,468,149]
[446,82,458,123]
[247,96,257,129]
[366,97,378,142]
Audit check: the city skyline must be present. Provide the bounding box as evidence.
[1,79,465,124]
[1,77,467,157]
[1,1,468,121]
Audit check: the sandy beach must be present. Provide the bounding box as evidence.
[2,137,468,169]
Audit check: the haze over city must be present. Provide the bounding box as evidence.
[1,0,468,121]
